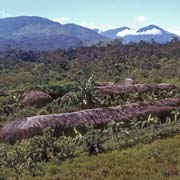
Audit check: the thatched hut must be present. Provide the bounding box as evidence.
[21,91,53,107]
[97,83,179,95]
[1,98,180,144]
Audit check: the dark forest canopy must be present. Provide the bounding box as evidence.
[2,38,180,62]
[1,39,180,89]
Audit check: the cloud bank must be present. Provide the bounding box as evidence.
[79,21,117,31]
[117,28,162,37]
[117,29,137,36]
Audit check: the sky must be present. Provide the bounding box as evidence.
[0,0,180,35]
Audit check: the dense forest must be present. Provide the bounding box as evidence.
[1,38,180,89]
[1,39,180,179]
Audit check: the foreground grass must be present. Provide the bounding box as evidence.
[19,135,180,180]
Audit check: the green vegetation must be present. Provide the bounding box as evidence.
[1,40,180,89]
[1,120,180,180]
[36,134,180,180]
[1,41,180,123]
[1,40,180,179]
[1,114,180,179]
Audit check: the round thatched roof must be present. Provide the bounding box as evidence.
[21,91,52,107]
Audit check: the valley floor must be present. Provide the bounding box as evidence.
[24,135,180,180]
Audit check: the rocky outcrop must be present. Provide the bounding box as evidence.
[21,91,52,107]
[1,98,180,144]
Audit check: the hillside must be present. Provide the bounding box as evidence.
[27,135,180,180]
[0,16,108,51]
[102,25,179,43]
[0,16,179,51]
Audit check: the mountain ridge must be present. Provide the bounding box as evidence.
[0,16,179,51]
[100,24,179,43]
[0,16,108,51]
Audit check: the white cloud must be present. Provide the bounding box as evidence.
[52,18,117,31]
[0,10,10,18]
[117,29,137,37]
[139,28,162,35]
[53,17,70,24]
[137,16,147,22]
[79,21,94,28]
[117,28,162,37]
[79,21,117,31]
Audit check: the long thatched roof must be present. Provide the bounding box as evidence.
[97,83,179,95]
[1,98,180,144]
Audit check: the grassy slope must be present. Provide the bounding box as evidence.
[25,135,180,180]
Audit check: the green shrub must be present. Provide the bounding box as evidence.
[83,128,105,155]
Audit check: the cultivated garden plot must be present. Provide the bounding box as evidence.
[1,80,180,179]
[1,80,180,144]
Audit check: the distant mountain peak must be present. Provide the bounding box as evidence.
[0,16,179,51]
[0,16,55,24]
[104,26,131,33]
[101,24,179,44]
[102,27,131,39]
[123,24,179,44]
[93,28,102,33]
[137,24,166,33]
[0,16,108,51]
